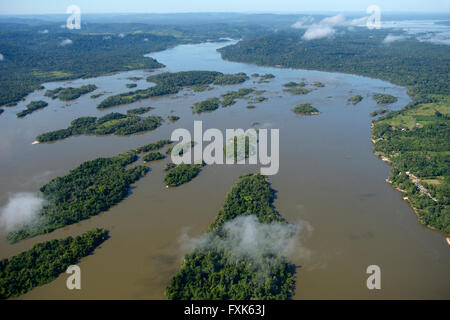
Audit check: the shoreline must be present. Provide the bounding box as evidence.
[373,139,449,245]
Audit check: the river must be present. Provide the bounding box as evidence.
[0,41,448,299]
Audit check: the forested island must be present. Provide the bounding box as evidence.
[348,95,363,105]
[44,84,97,101]
[283,81,311,95]
[98,71,249,109]
[218,29,449,237]
[35,112,163,143]
[8,151,148,242]
[292,104,319,115]
[126,106,154,116]
[136,139,173,153]
[221,88,254,107]
[0,229,109,299]
[168,115,180,122]
[166,173,295,299]
[16,100,48,118]
[193,97,221,113]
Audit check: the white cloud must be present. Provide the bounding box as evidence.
[0,193,45,232]
[60,39,73,46]
[383,34,407,44]
[118,33,125,38]
[0,53,4,61]
[416,33,450,45]
[291,16,315,29]
[180,215,313,275]
[39,29,49,34]
[349,16,368,26]
[301,14,346,40]
[321,13,346,26]
[303,24,336,40]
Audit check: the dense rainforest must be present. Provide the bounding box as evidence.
[166,173,295,299]
[0,228,109,299]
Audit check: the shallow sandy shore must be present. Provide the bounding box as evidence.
[31,140,39,145]
[446,238,450,246]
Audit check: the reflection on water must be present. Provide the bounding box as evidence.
[0,41,449,299]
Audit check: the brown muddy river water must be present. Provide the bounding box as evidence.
[0,41,449,299]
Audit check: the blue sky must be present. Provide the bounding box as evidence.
[0,0,449,14]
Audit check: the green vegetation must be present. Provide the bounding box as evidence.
[348,95,363,105]
[221,88,254,107]
[164,163,203,187]
[8,151,148,243]
[193,97,221,113]
[372,98,449,235]
[256,73,276,83]
[0,31,176,107]
[373,93,398,105]
[219,30,449,237]
[126,83,137,89]
[284,87,311,95]
[98,71,223,109]
[213,73,249,85]
[166,173,295,300]
[190,84,212,92]
[0,108,3,115]
[292,104,319,115]
[283,81,305,88]
[314,82,325,87]
[36,113,162,143]
[142,152,166,162]
[370,109,388,117]
[168,115,180,122]
[16,100,48,118]
[136,139,172,153]
[163,163,177,171]
[45,84,97,101]
[250,96,268,103]
[127,77,142,81]
[247,105,256,109]
[0,229,109,299]
[218,31,449,96]
[260,73,275,80]
[126,106,154,115]
[90,93,104,99]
